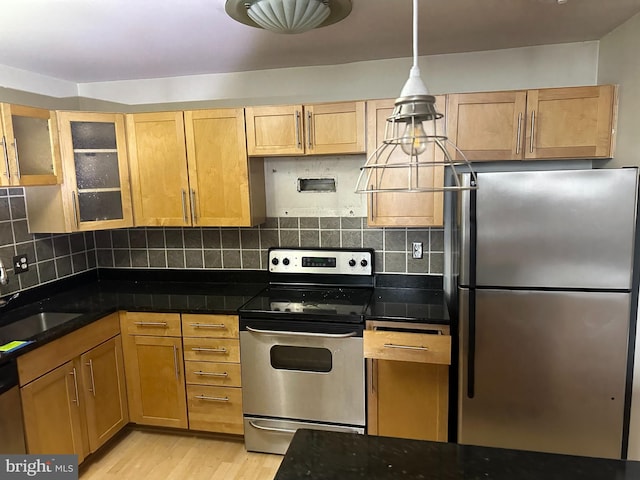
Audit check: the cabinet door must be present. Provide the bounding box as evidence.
[0,103,62,186]
[21,360,88,462]
[305,101,365,155]
[123,334,188,428]
[57,111,133,231]
[81,335,128,453]
[525,85,617,159]
[127,112,191,226]
[369,359,449,442]
[366,97,444,227]
[185,109,264,226]
[446,91,527,161]
[245,105,305,156]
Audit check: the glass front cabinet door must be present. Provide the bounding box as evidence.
[0,103,62,186]
[59,112,133,230]
[25,112,133,233]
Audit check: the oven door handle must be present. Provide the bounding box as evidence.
[245,326,358,339]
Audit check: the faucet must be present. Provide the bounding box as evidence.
[0,259,18,307]
[0,258,7,286]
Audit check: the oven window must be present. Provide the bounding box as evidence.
[270,346,333,373]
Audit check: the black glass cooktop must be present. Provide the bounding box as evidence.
[239,286,373,323]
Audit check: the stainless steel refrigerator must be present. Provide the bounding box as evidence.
[445,167,640,459]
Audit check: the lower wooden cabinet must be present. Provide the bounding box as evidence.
[364,321,451,442]
[183,314,243,435]
[20,360,88,460]
[186,384,243,434]
[18,313,128,463]
[81,336,129,450]
[119,311,243,434]
[120,312,188,429]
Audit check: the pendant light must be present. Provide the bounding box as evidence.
[355,0,477,194]
[225,0,352,35]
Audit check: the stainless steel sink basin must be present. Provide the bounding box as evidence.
[0,312,83,343]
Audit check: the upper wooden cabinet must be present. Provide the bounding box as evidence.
[25,111,133,233]
[446,85,618,161]
[0,103,62,186]
[446,91,527,161]
[525,86,617,159]
[127,109,266,227]
[365,97,445,228]
[245,101,366,156]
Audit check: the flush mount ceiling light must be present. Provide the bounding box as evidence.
[355,0,477,194]
[225,0,352,34]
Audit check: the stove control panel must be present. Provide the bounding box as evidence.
[268,248,373,275]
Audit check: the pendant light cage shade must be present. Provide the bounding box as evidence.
[226,0,352,34]
[355,95,478,194]
[355,0,477,194]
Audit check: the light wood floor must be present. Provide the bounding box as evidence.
[79,428,283,480]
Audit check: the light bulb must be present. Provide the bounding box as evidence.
[400,121,428,156]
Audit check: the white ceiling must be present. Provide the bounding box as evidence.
[1,0,639,84]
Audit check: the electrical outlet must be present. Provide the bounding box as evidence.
[13,254,28,274]
[412,242,423,259]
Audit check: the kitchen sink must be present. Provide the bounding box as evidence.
[0,312,83,343]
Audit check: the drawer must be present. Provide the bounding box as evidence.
[182,337,240,363]
[124,312,181,337]
[364,330,451,365]
[187,385,243,434]
[185,361,242,387]
[181,314,238,338]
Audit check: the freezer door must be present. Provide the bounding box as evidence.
[459,288,630,459]
[473,169,638,289]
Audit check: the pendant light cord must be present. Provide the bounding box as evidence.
[412,0,418,69]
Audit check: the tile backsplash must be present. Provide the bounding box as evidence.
[0,188,96,296]
[94,217,444,275]
[0,193,443,300]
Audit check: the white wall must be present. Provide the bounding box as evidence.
[598,12,640,169]
[0,64,77,99]
[75,41,599,107]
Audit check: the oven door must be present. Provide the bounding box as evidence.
[240,321,365,427]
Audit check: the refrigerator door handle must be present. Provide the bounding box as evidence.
[459,287,476,399]
[460,176,477,287]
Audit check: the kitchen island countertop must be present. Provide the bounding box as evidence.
[275,429,640,480]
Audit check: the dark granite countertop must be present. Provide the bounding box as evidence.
[367,287,449,324]
[275,429,640,480]
[0,269,267,362]
[369,274,449,324]
[0,269,449,363]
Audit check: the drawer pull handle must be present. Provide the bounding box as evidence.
[383,343,430,351]
[194,371,228,377]
[133,321,168,327]
[192,347,228,353]
[194,395,229,402]
[190,323,226,329]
